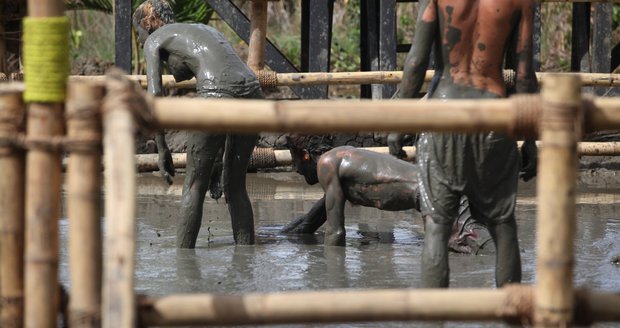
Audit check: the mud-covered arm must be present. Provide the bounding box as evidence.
[144,37,175,185]
[515,2,538,94]
[515,2,539,182]
[399,0,437,99]
[281,196,327,233]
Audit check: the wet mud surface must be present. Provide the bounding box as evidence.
[59,167,620,327]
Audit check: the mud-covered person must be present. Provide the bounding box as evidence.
[400,0,539,288]
[133,0,263,247]
[282,135,493,255]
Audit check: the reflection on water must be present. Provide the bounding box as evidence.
[59,172,620,328]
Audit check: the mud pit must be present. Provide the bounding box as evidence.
[58,165,620,327]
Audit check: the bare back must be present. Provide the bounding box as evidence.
[433,0,532,98]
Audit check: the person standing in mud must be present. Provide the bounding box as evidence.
[133,0,263,247]
[400,0,538,288]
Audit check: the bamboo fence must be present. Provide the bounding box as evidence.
[24,1,66,328]
[88,73,620,327]
[136,287,620,326]
[535,75,582,326]
[101,73,138,328]
[149,95,620,135]
[0,85,25,328]
[131,142,620,172]
[247,0,268,72]
[68,70,620,89]
[66,83,104,327]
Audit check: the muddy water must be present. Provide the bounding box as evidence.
[59,170,620,327]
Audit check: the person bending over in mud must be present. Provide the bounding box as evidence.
[282,135,494,255]
[399,0,539,288]
[134,0,263,247]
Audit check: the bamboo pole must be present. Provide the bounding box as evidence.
[138,287,527,326]
[24,1,66,327]
[102,73,137,328]
[66,82,104,327]
[134,146,414,172]
[68,71,620,88]
[247,0,268,72]
[584,96,620,131]
[150,96,620,134]
[135,287,620,326]
[535,75,582,327]
[0,85,25,328]
[152,97,517,134]
[132,141,620,172]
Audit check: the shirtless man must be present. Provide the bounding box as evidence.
[400,0,538,287]
[133,0,263,247]
[282,135,494,255]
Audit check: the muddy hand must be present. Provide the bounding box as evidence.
[158,148,175,185]
[519,138,538,182]
[209,180,223,200]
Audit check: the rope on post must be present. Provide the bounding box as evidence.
[248,147,277,170]
[498,284,534,326]
[102,69,156,133]
[256,70,278,88]
[22,17,70,103]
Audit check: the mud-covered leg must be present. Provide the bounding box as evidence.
[421,215,452,288]
[281,196,327,233]
[224,134,259,244]
[488,217,521,287]
[177,132,226,248]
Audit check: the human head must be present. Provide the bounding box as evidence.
[132,0,176,46]
[287,134,333,185]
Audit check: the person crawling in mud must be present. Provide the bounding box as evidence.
[399,0,539,288]
[133,0,263,247]
[281,135,494,255]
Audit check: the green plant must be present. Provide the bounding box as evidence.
[331,0,360,72]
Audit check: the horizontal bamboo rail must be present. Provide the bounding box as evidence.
[150,96,620,134]
[131,142,620,172]
[134,146,415,172]
[68,71,620,89]
[137,287,620,327]
[152,98,518,134]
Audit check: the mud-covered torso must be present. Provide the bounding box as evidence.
[326,147,420,211]
[150,24,261,97]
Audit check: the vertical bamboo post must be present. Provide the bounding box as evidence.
[24,1,66,328]
[66,82,104,327]
[247,0,268,72]
[535,75,581,327]
[102,73,137,328]
[0,85,25,328]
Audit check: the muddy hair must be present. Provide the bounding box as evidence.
[286,134,335,161]
[133,0,176,35]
